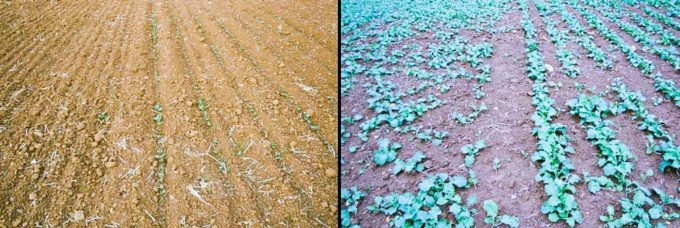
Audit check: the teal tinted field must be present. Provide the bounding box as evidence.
[341,0,680,227]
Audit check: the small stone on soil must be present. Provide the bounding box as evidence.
[94,131,105,143]
[76,122,85,131]
[272,99,279,105]
[72,210,84,221]
[186,130,198,138]
[325,168,337,178]
[545,64,554,73]
[105,161,117,168]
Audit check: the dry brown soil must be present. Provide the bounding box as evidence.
[0,0,338,227]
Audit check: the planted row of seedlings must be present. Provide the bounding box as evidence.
[568,0,680,107]
[211,16,337,158]
[567,89,679,227]
[187,8,333,225]
[195,0,338,156]
[535,0,580,78]
[520,0,583,226]
[341,0,517,226]
[641,4,680,31]
[585,0,680,71]
[553,0,613,69]
[609,78,679,172]
[147,3,168,225]
[365,139,519,227]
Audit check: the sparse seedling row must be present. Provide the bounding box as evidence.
[536,0,580,78]
[609,78,679,172]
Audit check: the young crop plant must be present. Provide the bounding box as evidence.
[492,158,501,171]
[432,130,449,146]
[599,182,680,227]
[553,0,612,69]
[653,76,680,107]
[593,2,680,71]
[535,0,580,78]
[482,200,520,227]
[198,97,212,128]
[152,103,167,199]
[209,140,228,174]
[521,1,582,226]
[610,78,679,172]
[567,94,634,191]
[392,152,427,175]
[373,138,403,166]
[451,103,487,125]
[461,140,485,168]
[642,6,680,31]
[570,1,680,108]
[98,112,110,125]
[341,187,365,228]
[367,173,476,227]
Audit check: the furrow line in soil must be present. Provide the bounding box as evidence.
[0,1,100,118]
[205,1,337,114]
[36,2,130,225]
[0,1,126,224]
[162,2,244,225]
[228,1,334,53]
[0,1,65,57]
[0,1,83,72]
[192,3,338,159]
[176,2,321,225]
[163,1,276,226]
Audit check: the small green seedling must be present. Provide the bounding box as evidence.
[461,140,486,168]
[483,200,520,227]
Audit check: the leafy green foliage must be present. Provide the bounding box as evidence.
[461,140,486,168]
[98,112,110,125]
[374,139,403,166]
[536,1,580,78]
[342,187,365,228]
[198,97,212,128]
[600,183,680,227]
[392,152,427,175]
[594,2,680,71]
[451,103,487,125]
[482,200,520,228]
[367,173,477,227]
[571,0,680,108]
[492,158,501,171]
[611,78,679,172]
[554,0,612,69]
[521,1,582,225]
[643,6,680,31]
[567,94,634,190]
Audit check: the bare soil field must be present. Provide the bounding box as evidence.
[0,0,338,227]
[341,0,679,227]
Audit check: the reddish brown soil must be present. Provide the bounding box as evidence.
[0,0,338,227]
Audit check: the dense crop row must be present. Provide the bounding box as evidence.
[520,1,582,226]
